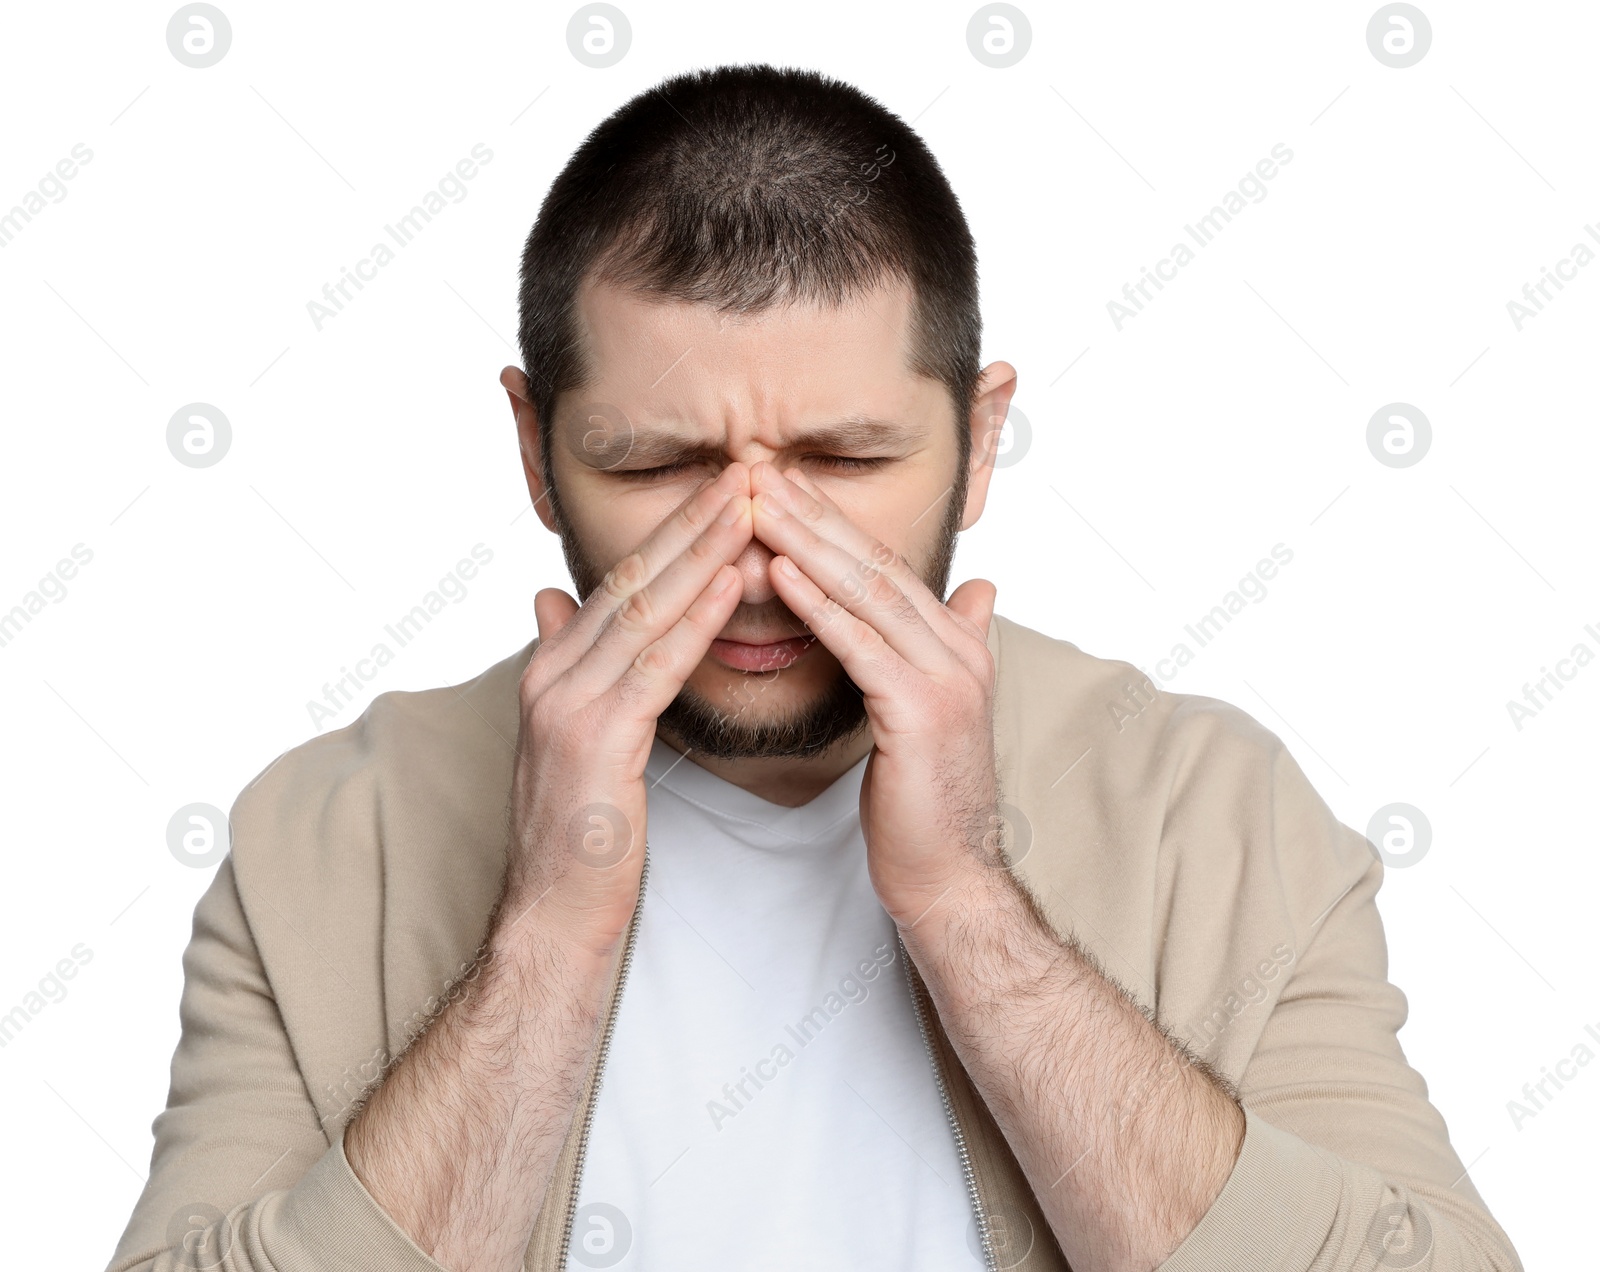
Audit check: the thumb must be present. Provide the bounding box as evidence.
[945,578,998,641]
[534,587,580,645]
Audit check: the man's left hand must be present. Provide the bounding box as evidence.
[749,460,1004,930]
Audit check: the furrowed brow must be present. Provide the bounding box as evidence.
[793,416,925,453]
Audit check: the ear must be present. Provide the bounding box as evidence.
[960,360,1019,531]
[501,365,560,535]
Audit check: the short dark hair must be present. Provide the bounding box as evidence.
[515,62,982,522]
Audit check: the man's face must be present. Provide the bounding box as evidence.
[519,274,993,761]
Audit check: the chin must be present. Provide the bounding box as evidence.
[659,670,868,761]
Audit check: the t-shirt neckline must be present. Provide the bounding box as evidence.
[643,734,871,849]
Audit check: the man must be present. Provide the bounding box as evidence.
[108,63,1522,1272]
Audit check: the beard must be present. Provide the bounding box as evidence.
[549,470,968,761]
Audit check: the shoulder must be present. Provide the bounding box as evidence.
[226,639,533,873]
[992,613,1372,900]
[991,611,1286,787]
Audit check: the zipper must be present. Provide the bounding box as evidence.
[557,840,652,1269]
[899,930,997,1272]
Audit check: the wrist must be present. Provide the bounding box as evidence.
[494,861,639,954]
[487,891,625,1004]
[894,862,1067,1024]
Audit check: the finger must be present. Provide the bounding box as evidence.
[766,551,902,699]
[534,588,580,644]
[751,467,955,678]
[535,461,750,673]
[782,465,992,655]
[606,563,745,720]
[945,577,997,645]
[570,492,753,694]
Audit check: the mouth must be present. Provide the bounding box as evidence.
[709,635,818,672]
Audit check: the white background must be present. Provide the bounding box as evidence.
[1,1,1593,1267]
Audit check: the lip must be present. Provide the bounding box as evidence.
[709,635,817,672]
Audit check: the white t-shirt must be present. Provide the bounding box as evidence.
[564,736,980,1270]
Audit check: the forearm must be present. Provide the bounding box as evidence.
[900,867,1245,1272]
[343,889,619,1272]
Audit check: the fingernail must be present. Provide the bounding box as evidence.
[758,492,786,518]
[718,496,745,526]
[777,556,799,579]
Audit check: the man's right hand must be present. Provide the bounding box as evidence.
[500,459,755,957]
[342,461,752,1272]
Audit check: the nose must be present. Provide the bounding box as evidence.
[730,525,778,606]
[704,459,776,607]
[698,456,804,615]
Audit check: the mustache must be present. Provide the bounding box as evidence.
[718,597,811,641]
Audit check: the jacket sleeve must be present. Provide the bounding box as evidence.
[1155,742,1523,1272]
[104,854,450,1272]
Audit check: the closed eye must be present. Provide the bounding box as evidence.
[611,456,891,480]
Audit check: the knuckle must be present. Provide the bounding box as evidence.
[611,669,651,713]
[678,493,717,538]
[518,662,547,708]
[846,615,881,654]
[808,595,843,632]
[525,692,569,743]
[633,641,674,678]
[617,588,657,633]
[604,553,647,599]
[864,569,900,606]
[520,654,566,712]
[687,530,725,564]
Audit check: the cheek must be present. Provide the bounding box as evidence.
[567,484,687,562]
[814,484,936,564]
[803,451,950,525]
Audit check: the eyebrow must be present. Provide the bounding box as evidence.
[577,415,927,469]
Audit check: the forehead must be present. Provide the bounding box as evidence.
[566,272,945,440]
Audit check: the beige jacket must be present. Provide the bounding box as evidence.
[107,615,1522,1271]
